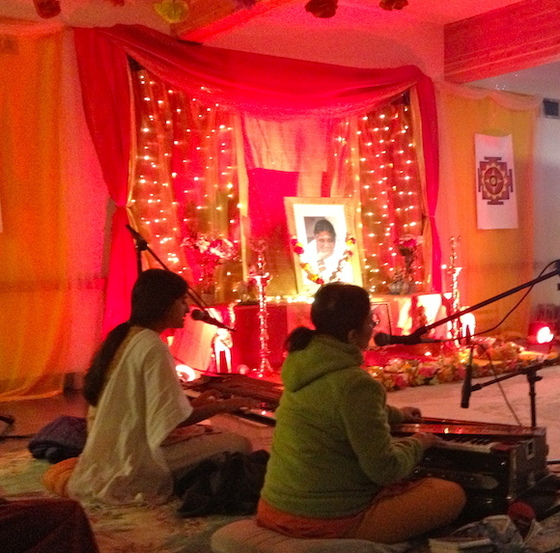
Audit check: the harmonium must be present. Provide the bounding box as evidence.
[391,417,552,519]
[184,374,555,519]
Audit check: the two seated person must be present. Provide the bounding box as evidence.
[46,270,466,544]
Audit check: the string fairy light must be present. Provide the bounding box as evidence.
[346,94,425,294]
[129,71,426,303]
[126,68,243,299]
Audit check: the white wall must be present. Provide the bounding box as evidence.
[532,116,560,309]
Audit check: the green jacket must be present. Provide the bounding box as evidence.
[260,334,424,518]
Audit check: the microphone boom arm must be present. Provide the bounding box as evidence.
[412,260,560,419]
[125,224,210,309]
[414,263,560,338]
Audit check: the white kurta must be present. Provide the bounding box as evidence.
[68,329,193,505]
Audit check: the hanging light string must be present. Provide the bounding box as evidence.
[128,69,242,300]
[129,72,426,301]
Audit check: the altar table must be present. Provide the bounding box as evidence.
[170,293,452,374]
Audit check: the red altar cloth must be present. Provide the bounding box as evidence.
[170,293,451,374]
[230,302,311,371]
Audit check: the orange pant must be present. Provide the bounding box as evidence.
[349,477,466,543]
[258,477,466,544]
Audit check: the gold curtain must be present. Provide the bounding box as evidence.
[328,94,429,293]
[436,83,539,335]
[127,67,244,303]
[0,28,69,399]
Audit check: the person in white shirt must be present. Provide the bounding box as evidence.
[67,269,253,505]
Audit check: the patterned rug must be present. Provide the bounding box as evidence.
[0,447,245,553]
[3,445,560,553]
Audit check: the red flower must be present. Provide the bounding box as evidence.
[379,0,408,10]
[291,237,305,255]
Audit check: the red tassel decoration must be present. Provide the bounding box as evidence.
[379,0,409,10]
[33,0,61,18]
[305,0,338,18]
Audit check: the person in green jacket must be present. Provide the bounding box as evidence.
[257,282,466,544]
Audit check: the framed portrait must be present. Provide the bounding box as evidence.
[284,197,362,294]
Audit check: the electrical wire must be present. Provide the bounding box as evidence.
[473,261,556,337]
[474,343,523,426]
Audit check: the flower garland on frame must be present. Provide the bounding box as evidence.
[291,234,356,286]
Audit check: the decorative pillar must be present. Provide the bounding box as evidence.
[446,236,462,341]
[249,240,273,377]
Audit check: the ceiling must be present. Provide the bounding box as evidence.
[473,63,560,101]
[1,0,558,96]
[0,0,525,36]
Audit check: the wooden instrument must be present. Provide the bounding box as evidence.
[392,417,550,517]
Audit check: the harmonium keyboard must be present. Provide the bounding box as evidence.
[183,373,282,424]
[391,417,551,518]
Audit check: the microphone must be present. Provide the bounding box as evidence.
[461,328,473,408]
[191,309,235,332]
[373,327,429,347]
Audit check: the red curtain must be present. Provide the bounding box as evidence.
[96,25,430,118]
[415,78,442,291]
[73,25,441,325]
[73,30,137,334]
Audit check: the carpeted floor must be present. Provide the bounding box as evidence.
[3,443,560,553]
[3,362,560,552]
[0,446,246,553]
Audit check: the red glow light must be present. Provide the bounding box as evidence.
[536,325,554,344]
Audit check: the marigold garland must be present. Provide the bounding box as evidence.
[290,234,356,286]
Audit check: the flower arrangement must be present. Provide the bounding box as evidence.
[153,0,190,23]
[304,0,338,18]
[304,0,408,18]
[397,234,422,280]
[364,339,546,392]
[181,233,237,293]
[291,234,356,286]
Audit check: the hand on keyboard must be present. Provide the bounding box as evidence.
[190,390,222,407]
[400,406,422,422]
[222,396,262,413]
[412,432,443,449]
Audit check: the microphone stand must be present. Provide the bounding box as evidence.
[467,360,545,428]
[125,224,209,310]
[126,224,167,279]
[410,260,560,427]
[460,327,474,409]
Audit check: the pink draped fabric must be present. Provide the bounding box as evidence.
[98,25,429,119]
[73,25,441,324]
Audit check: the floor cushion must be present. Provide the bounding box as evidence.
[211,518,411,553]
